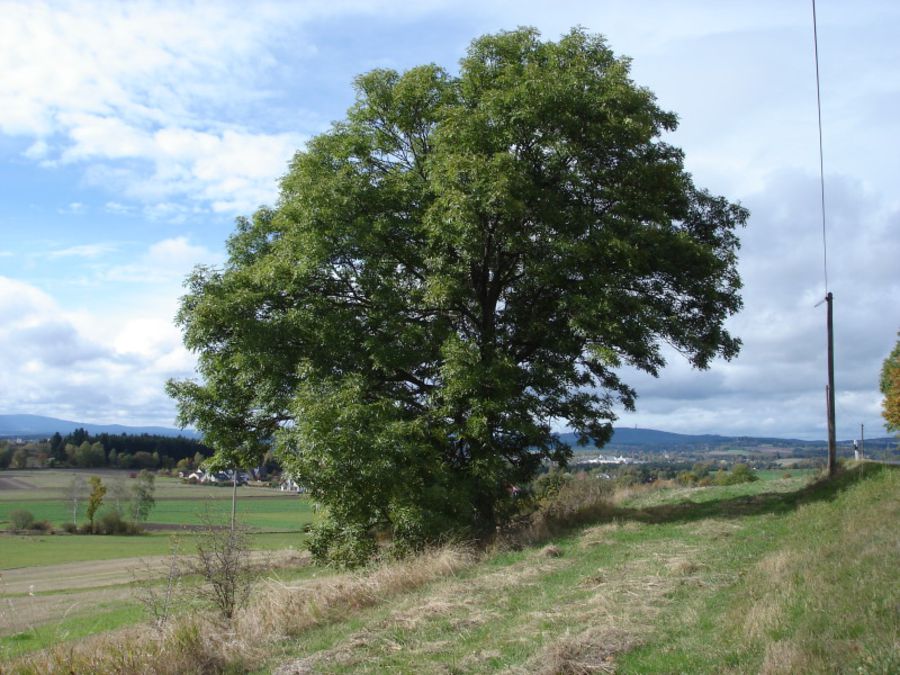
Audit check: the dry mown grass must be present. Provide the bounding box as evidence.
[16,469,877,674]
[6,546,475,674]
[7,479,624,674]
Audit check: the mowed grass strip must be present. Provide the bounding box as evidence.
[4,465,896,674]
[268,466,897,674]
[0,531,307,569]
[0,601,144,660]
[616,463,900,674]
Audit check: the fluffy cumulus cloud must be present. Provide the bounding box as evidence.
[0,0,312,215]
[615,170,900,440]
[1,0,897,436]
[0,236,218,426]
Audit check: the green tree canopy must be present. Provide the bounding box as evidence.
[168,28,746,564]
[130,469,156,523]
[881,332,900,433]
[86,476,106,533]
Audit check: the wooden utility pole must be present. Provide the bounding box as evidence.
[826,292,837,475]
[231,466,238,532]
[860,423,865,459]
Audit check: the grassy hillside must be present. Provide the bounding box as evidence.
[7,463,898,674]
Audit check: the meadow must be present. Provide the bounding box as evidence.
[0,468,315,659]
[0,470,313,533]
[2,464,897,673]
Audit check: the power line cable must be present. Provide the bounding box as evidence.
[812,0,829,294]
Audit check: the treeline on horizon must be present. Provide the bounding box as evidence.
[0,428,214,470]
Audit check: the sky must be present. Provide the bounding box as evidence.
[0,0,897,441]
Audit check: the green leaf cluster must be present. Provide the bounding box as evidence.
[168,28,746,564]
[880,332,900,433]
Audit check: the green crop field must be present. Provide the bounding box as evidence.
[0,469,283,501]
[0,469,313,531]
[0,496,313,532]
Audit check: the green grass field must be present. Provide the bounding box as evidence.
[254,463,898,674]
[0,469,315,571]
[0,602,144,660]
[0,469,286,501]
[0,496,313,532]
[3,464,897,673]
[0,469,313,532]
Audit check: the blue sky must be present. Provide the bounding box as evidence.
[1,0,897,439]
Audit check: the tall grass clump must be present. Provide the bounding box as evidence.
[8,544,474,674]
[7,617,249,675]
[504,473,617,547]
[237,544,474,642]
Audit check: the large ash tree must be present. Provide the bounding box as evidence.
[168,28,746,564]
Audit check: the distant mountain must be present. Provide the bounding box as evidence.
[557,427,895,452]
[560,428,728,448]
[0,414,198,439]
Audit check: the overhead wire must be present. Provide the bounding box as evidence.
[812,0,829,295]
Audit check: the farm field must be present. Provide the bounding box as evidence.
[0,531,305,569]
[0,469,314,535]
[3,464,897,672]
[258,463,899,674]
[0,470,316,660]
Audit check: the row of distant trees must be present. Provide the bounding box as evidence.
[0,428,213,470]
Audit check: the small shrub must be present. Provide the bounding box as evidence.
[677,471,699,486]
[29,519,53,533]
[8,509,35,531]
[532,468,572,500]
[190,517,258,620]
[96,510,139,535]
[134,538,182,631]
[307,521,377,568]
[60,521,78,534]
[715,463,758,486]
[508,474,615,546]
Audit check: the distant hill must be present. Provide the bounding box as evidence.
[560,428,728,448]
[557,427,896,453]
[0,414,198,439]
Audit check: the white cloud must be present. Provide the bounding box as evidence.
[1,1,312,215]
[0,231,224,426]
[0,273,197,426]
[46,243,118,260]
[104,201,134,215]
[57,202,87,215]
[23,139,49,160]
[103,236,221,285]
[615,170,900,440]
